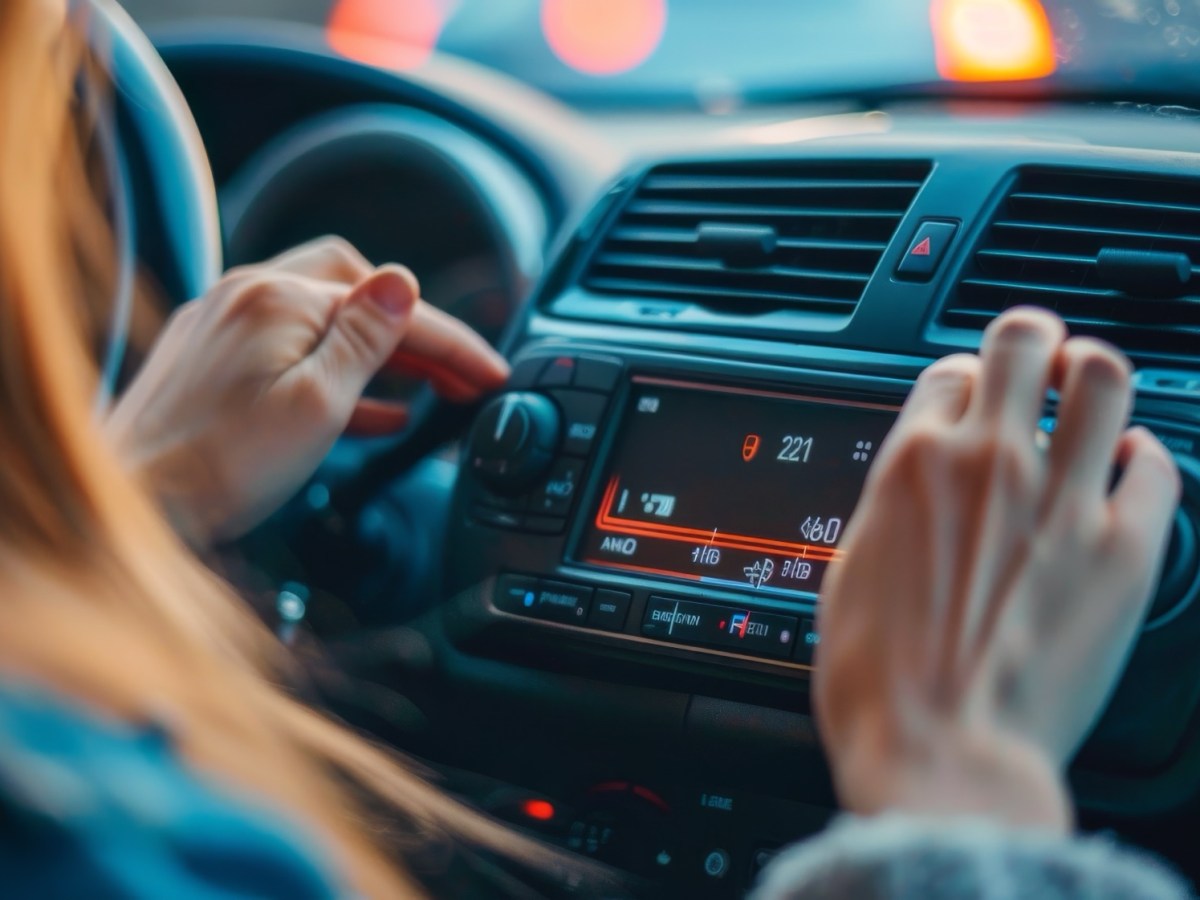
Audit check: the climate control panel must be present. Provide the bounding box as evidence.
[462,353,622,536]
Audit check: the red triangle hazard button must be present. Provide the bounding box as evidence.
[897,221,957,280]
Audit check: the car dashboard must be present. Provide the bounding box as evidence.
[155,29,1200,899]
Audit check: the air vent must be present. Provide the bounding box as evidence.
[942,169,1200,358]
[581,160,931,318]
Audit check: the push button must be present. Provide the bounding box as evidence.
[529,459,585,517]
[642,597,797,659]
[476,486,527,514]
[531,581,593,624]
[795,616,821,665]
[472,506,523,531]
[495,574,540,615]
[539,356,577,387]
[703,849,731,879]
[588,589,632,631]
[551,390,609,457]
[896,219,958,281]
[574,355,623,393]
[507,356,550,390]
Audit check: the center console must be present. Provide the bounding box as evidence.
[447,344,1200,674]
[434,146,1200,897]
[439,342,1200,893]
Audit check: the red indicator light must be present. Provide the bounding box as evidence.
[521,799,556,821]
[742,434,761,462]
[930,0,1056,83]
[910,237,932,257]
[541,0,667,76]
[327,0,446,71]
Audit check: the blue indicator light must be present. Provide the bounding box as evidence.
[523,591,536,608]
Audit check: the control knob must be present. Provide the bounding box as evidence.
[467,392,561,495]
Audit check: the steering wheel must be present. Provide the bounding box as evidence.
[96,0,222,306]
[97,3,487,537]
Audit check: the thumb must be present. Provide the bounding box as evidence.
[308,265,419,408]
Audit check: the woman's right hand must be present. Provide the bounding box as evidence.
[106,237,509,547]
[815,308,1181,832]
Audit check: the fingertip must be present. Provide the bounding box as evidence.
[984,306,1067,350]
[480,351,512,389]
[1056,335,1130,389]
[380,263,421,300]
[362,266,420,320]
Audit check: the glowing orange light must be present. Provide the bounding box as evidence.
[327,0,445,71]
[930,0,1057,82]
[541,0,666,76]
[522,799,556,821]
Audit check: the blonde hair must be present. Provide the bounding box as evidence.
[0,2,582,895]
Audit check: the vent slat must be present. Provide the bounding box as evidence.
[958,278,1118,301]
[993,219,1200,251]
[642,176,927,192]
[585,277,858,311]
[976,248,1097,267]
[941,169,1200,359]
[594,253,871,285]
[581,160,931,320]
[625,201,904,220]
[1010,191,1200,220]
[608,227,889,253]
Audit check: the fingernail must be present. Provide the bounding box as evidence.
[368,283,410,318]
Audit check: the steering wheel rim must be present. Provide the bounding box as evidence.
[93,0,222,303]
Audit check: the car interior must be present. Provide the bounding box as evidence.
[103,0,1200,895]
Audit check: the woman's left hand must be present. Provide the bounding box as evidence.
[105,237,509,546]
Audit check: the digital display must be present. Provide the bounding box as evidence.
[575,379,898,602]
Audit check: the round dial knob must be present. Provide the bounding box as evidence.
[467,392,561,495]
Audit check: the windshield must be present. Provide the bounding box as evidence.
[129,0,1200,108]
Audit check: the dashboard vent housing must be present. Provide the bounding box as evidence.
[941,169,1200,358]
[581,160,931,317]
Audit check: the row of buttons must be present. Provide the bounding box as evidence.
[642,596,820,665]
[496,574,632,632]
[472,353,621,535]
[509,353,623,394]
[496,578,823,666]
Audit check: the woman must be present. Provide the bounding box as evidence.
[1,2,603,897]
[0,0,1189,896]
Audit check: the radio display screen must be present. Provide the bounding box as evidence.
[575,379,898,602]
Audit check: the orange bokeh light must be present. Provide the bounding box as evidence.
[327,0,445,71]
[541,0,667,76]
[930,0,1057,82]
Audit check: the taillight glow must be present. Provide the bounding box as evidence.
[327,0,446,71]
[930,0,1057,82]
[541,0,667,76]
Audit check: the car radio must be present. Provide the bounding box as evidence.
[444,344,1200,679]
[574,378,897,606]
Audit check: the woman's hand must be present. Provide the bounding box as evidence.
[815,308,1181,833]
[105,237,509,546]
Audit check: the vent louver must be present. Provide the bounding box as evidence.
[941,169,1200,358]
[581,160,931,318]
